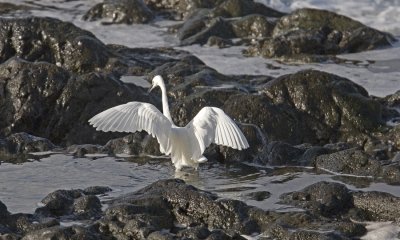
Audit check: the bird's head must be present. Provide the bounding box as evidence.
[148,75,163,93]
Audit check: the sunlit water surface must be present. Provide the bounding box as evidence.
[1,153,400,214]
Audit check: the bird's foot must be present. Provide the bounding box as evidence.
[197,156,208,163]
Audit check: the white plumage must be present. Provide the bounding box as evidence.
[89,75,249,170]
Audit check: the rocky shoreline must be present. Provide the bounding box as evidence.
[0,0,400,239]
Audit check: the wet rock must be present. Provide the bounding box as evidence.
[35,189,102,220]
[353,191,400,223]
[266,141,305,166]
[0,3,29,14]
[176,225,211,239]
[264,224,350,240]
[0,133,56,162]
[230,14,275,39]
[180,17,235,46]
[248,8,395,60]
[212,0,284,18]
[83,186,112,195]
[245,191,271,201]
[0,17,111,73]
[280,181,354,217]
[83,0,154,24]
[315,148,381,176]
[144,0,214,20]
[0,58,150,145]
[101,132,161,156]
[21,225,99,240]
[66,144,104,157]
[98,202,174,239]
[0,201,9,220]
[6,214,59,235]
[73,196,102,219]
[108,179,273,235]
[254,69,382,145]
[147,231,174,240]
[207,36,233,48]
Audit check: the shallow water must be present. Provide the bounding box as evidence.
[1,152,400,214]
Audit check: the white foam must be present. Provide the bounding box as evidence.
[256,0,400,36]
[361,221,400,240]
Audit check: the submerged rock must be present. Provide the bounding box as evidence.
[83,0,154,24]
[247,8,395,60]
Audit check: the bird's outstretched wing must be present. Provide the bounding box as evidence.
[89,102,172,154]
[187,107,249,155]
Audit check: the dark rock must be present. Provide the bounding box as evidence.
[73,195,102,219]
[0,201,9,221]
[6,214,59,235]
[315,148,381,176]
[353,191,400,223]
[230,14,275,38]
[0,133,57,163]
[83,0,154,24]
[102,132,161,156]
[147,231,174,240]
[35,188,101,220]
[255,69,382,144]
[207,36,233,48]
[206,229,245,240]
[212,0,284,18]
[0,2,29,14]
[176,2,281,46]
[0,17,111,73]
[144,0,214,20]
[0,58,150,145]
[66,144,104,157]
[176,225,211,239]
[108,179,274,235]
[280,181,353,217]
[21,225,99,240]
[266,141,305,166]
[263,223,351,240]
[180,17,235,46]
[98,202,174,239]
[176,9,211,41]
[385,90,400,108]
[0,233,19,240]
[0,133,55,157]
[83,186,112,195]
[248,8,395,60]
[245,191,271,201]
[35,189,82,217]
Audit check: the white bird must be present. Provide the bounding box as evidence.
[89,75,249,171]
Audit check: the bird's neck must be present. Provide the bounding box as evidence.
[159,83,173,123]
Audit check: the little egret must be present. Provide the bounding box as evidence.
[89,75,249,170]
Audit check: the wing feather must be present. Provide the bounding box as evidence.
[187,107,249,155]
[89,102,172,154]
